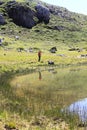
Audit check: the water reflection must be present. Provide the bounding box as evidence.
[48,68,57,74]
[38,67,57,80]
[67,98,87,122]
[9,66,87,122]
[38,71,42,80]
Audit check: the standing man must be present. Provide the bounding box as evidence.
[38,50,41,62]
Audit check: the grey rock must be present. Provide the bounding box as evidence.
[50,47,57,53]
[47,5,76,22]
[6,1,36,28]
[48,61,54,65]
[0,1,4,5]
[35,4,50,24]
[0,14,6,25]
[5,1,50,28]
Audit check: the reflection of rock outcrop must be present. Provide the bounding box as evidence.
[35,4,50,24]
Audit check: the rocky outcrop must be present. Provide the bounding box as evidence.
[54,26,66,31]
[6,1,36,28]
[35,4,50,24]
[0,1,4,5]
[46,5,76,22]
[6,1,50,28]
[0,14,6,25]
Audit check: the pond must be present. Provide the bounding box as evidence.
[67,98,87,122]
[0,65,87,121]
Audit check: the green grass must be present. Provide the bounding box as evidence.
[0,49,87,73]
[1,0,87,50]
[0,0,87,129]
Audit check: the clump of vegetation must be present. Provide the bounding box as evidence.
[5,122,16,130]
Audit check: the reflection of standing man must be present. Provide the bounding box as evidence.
[38,50,41,62]
[39,71,42,80]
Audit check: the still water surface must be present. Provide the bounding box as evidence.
[10,66,87,120]
[67,98,87,122]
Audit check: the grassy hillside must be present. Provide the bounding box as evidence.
[0,0,87,72]
[0,0,87,51]
[0,1,87,130]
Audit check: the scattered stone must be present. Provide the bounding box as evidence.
[15,36,19,40]
[81,54,87,58]
[78,48,83,52]
[48,60,54,65]
[17,47,24,52]
[50,47,57,53]
[54,25,65,31]
[69,48,80,51]
[0,38,4,46]
[58,54,66,57]
[78,122,87,127]
[29,47,33,52]
[0,14,6,25]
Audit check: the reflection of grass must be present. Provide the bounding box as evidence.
[1,67,83,128]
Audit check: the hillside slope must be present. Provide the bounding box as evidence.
[0,0,87,50]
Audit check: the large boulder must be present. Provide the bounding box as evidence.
[49,47,57,53]
[0,1,4,5]
[6,1,36,28]
[6,1,50,28]
[0,14,6,25]
[35,4,50,24]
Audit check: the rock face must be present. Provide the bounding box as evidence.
[35,4,50,24]
[6,1,50,28]
[47,5,76,22]
[0,14,6,25]
[6,1,36,28]
[0,1,4,5]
